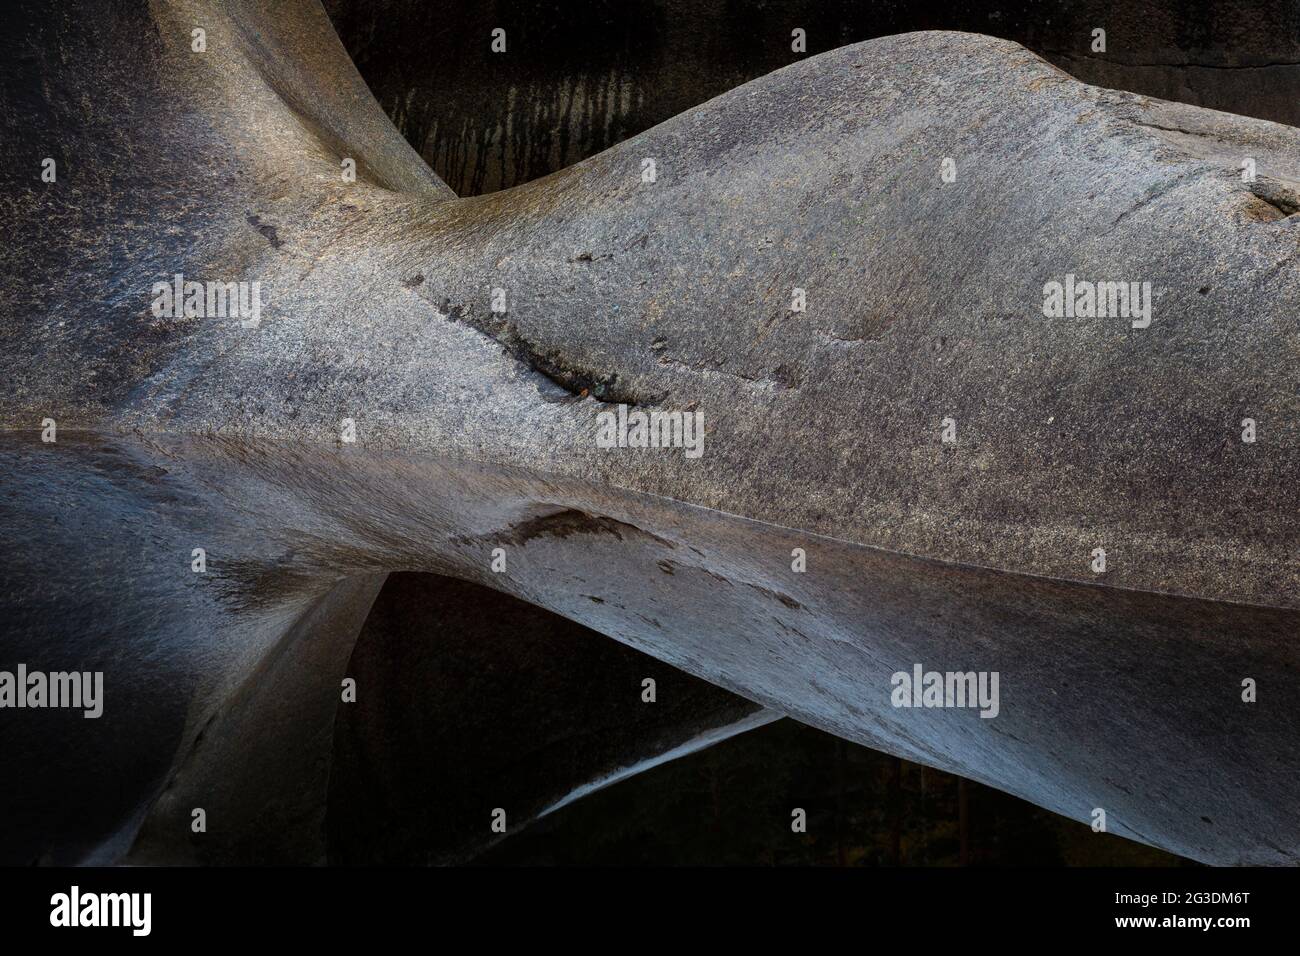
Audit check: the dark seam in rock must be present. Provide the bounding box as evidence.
[437,297,658,406]
[246,213,283,249]
[479,508,677,549]
[1248,180,1300,217]
[1110,172,1194,228]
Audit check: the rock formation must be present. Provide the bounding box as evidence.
[1,0,1296,865]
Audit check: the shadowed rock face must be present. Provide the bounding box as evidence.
[118,564,771,866]
[324,0,1300,194]
[1,0,1297,865]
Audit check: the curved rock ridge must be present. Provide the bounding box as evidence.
[323,0,1300,195]
[3,437,1297,865]
[1,0,1297,865]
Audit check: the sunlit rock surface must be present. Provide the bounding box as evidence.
[1,0,1297,865]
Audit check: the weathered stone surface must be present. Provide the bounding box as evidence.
[1,0,1297,864]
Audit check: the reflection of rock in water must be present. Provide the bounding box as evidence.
[328,572,773,865]
[479,720,1193,867]
[9,436,1300,866]
[326,0,1300,195]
